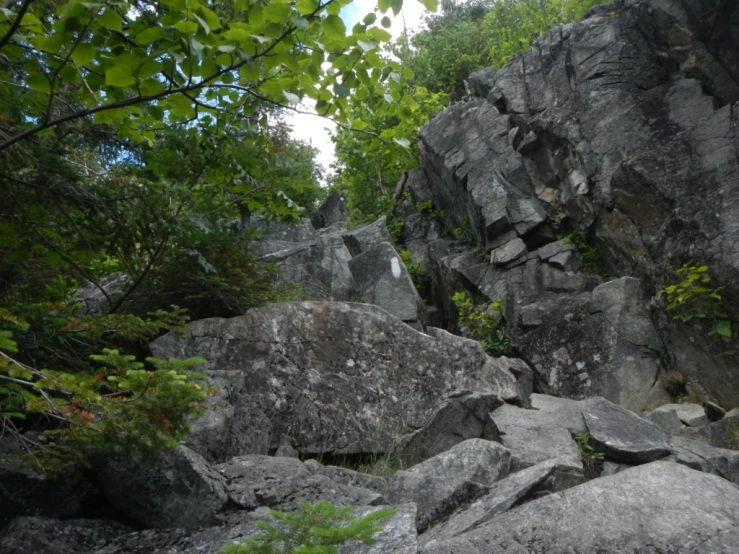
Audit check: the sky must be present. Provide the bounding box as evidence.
[288,0,430,176]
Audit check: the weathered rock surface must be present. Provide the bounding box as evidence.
[348,241,424,324]
[91,446,228,529]
[652,403,709,427]
[420,462,739,553]
[150,302,527,461]
[408,0,739,409]
[0,517,131,554]
[217,455,383,510]
[385,439,510,530]
[489,403,583,486]
[670,435,739,486]
[91,504,418,554]
[583,398,672,463]
[419,460,557,547]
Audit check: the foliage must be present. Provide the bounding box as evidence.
[660,369,687,397]
[452,291,511,356]
[399,250,423,285]
[331,79,448,223]
[1,323,210,475]
[558,230,605,275]
[574,432,605,463]
[659,263,733,343]
[726,423,739,451]
[218,501,395,554]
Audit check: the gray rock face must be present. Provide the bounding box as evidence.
[420,462,739,554]
[150,302,527,461]
[73,273,131,316]
[670,435,739,486]
[91,446,228,529]
[583,398,672,463]
[652,403,709,427]
[489,403,583,481]
[92,504,418,554]
[413,0,739,408]
[0,517,131,554]
[419,460,557,547]
[217,455,383,510]
[310,191,349,229]
[393,390,503,463]
[385,439,510,531]
[348,241,424,323]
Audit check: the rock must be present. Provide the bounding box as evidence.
[489,403,583,484]
[0,517,131,554]
[646,407,685,434]
[419,460,557,547]
[600,461,633,477]
[310,191,349,229]
[393,390,504,463]
[511,278,669,413]
[707,412,739,449]
[489,238,527,265]
[0,434,91,525]
[419,462,739,553]
[342,216,393,256]
[91,445,228,529]
[583,398,672,463]
[348,241,424,324]
[150,302,526,461]
[385,439,510,531]
[670,435,739,486]
[651,403,709,427]
[93,504,418,554]
[217,455,383,511]
[416,0,739,408]
[73,273,131,316]
[303,460,387,494]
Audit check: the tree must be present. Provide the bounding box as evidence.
[0,0,441,474]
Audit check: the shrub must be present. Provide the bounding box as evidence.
[218,501,395,554]
[452,291,512,356]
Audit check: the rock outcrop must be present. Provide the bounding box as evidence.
[398,0,739,410]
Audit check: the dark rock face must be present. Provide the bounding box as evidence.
[419,462,739,553]
[0,517,131,554]
[150,302,527,462]
[407,0,739,408]
[583,398,672,462]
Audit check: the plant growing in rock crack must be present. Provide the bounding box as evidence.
[574,432,605,479]
[558,230,606,275]
[659,263,733,347]
[726,424,739,451]
[218,501,395,554]
[452,292,512,356]
[399,251,425,290]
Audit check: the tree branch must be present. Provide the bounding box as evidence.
[0,0,33,52]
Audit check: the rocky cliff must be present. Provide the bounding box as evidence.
[2,0,739,553]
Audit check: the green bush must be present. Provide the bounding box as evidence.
[218,501,395,554]
[659,262,732,341]
[452,291,512,356]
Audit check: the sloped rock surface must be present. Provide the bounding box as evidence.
[419,460,558,547]
[385,439,510,531]
[583,398,672,462]
[671,435,739,486]
[349,241,424,324]
[91,446,228,529]
[412,0,739,408]
[0,517,131,554]
[150,302,527,461]
[420,462,739,554]
[92,504,418,554]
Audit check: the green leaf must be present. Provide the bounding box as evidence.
[393,137,411,148]
[417,0,438,12]
[224,28,250,42]
[378,0,393,13]
[367,27,392,42]
[27,73,51,93]
[174,21,198,35]
[381,16,392,28]
[323,15,346,39]
[97,9,122,32]
[105,66,135,87]
[363,13,377,25]
[283,91,300,106]
[71,43,96,66]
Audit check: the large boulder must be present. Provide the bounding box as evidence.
[420,462,739,553]
[150,302,529,461]
[385,439,510,531]
[90,446,228,529]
